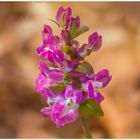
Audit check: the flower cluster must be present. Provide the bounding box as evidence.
[35,6,112,128]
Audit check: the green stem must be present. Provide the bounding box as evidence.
[80,117,92,138]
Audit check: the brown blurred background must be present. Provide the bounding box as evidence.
[0,2,140,138]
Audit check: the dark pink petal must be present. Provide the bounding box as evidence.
[47,51,56,63]
[64,8,72,27]
[88,81,95,98]
[65,85,73,99]
[73,90,83,104]
[44,25,52,34]
[35,73,49,92]
[102,75,112,87]
[88,32,102,51]
[49,71,63,82]
[64,85,83,104]
[59,109,78,127]
[39,51,49,59]
[56,6,65,22]
[40,50,64,66]
[95,69,112,87]
[56,6,72,28]
[43,36,59,50]
[95,92,104,104]
[88,32,98,44]
[42,25,53,42]
[87,81,104,104]
[53,50,65,63]
[39,61,64,82]
[51,102,65,127]
[39,51,56,64]
[93,36,102,51]
[39,61,50,74]
[36,45,44,54]
[41,88,55,100]
[95,69,109,80]
[41,106,52,118]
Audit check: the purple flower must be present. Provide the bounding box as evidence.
[82,69,112,104]
[41,85,83,127]
[94,69,112,87]
[56,6,72,29]
[39,61,64,82]
[35,61,64,92]
[35,6,112,128]
[36,25,65,66]
[77,32,102,57]
[88,32,102,51]
[35,73,53,92]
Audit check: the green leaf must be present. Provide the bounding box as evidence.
[74,61,94,74]
[70,25,78,40]
[77,25,89,36]
[70,25,89,40]
[51,84,65,94]
[79,99,104,117]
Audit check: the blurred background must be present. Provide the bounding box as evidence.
[0,2,140,138]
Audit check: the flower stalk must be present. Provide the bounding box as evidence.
[80,117,92,138]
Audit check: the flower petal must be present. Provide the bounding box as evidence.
[59,109,78,127]
[35,73,49,92]
[56,6,72,28]
[36,45,44,54]
[51,101,78,128]
[88,32,102,51]
[53,50,65,63]
[73,90,83,104]
[56,6,65,22]
[39,61,64,82]
[41,106,52,118]
[41,87,55,100]
[44,25,53,34]
[51,102,65,127]
[88,81,95,98]
[95,69,112,87]
[95,92,104,104]
[64,85,73,99]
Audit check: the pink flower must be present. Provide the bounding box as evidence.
[56,6,72,29]
[41,85,83,127]
[77,32,102,57]
[36,25,65,66]
[82,69,112,104]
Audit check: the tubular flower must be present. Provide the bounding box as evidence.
[35,6,112,127]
